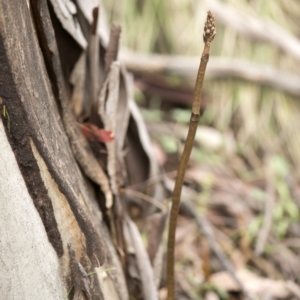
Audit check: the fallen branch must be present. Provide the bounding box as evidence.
[120,50,300,97]
[204,0,300,61]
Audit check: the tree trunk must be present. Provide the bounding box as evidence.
[0,1,160,299]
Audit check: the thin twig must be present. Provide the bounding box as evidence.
[166,11,216,300]
[87,6,100,117]
[119,187,167,212]
[104,25,121,76]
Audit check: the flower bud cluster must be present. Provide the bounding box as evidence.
[203,11,216,43]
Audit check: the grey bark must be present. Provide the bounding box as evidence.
[0,1,128,299]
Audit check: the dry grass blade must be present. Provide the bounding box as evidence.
[166,11,216,300]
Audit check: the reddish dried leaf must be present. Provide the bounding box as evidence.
[80,123,114,143]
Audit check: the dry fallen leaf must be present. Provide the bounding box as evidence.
[209,268,293,298]
[80,123,114,143]
[49,0,87,48]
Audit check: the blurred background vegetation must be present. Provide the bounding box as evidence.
[102,0,300,177]
[102,0,300,295]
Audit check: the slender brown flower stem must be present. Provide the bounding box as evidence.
[166,12,216,300]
